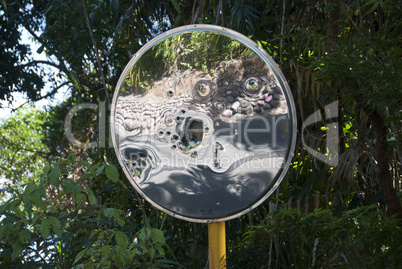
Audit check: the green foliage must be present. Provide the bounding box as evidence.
[0,0,46,103]
[230,206,402,268]
[1,0,401,268]
[0,106,50,195]
[0,155,174,268]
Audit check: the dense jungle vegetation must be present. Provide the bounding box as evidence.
[1,0,401,268]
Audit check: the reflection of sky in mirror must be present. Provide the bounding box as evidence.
[112,28,294,221]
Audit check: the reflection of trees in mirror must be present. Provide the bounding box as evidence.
[115,54,287,140]
[120,31,254,95]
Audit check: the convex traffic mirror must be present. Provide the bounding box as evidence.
[111,25,296,222]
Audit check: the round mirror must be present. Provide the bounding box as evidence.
[111,25,296,222]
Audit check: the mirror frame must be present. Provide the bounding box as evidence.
[110,24,297,223]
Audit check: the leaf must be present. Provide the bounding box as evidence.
[73,190,85,205]
[0,199,11,214]
[115,231,128,249]
[362,0,378,8]
[15,207,25,219]
[0,0,7,12]
[112,209,125,226]
[87,189,97,205]
[103,208,114,218]
[164,244,176,259]
[40,165,51,181]
[23,181,37,194]
[49,165,61,186]
[48,216,61,229]
[53,225,62,238]
[73,249,87,265]
[100,245,111,256]
[117,218,125,227]
[151,228,166,244]
[69,72,79,89]
[0,223,13,239]
[155,245,165,256]
[173,15,182,27]
[89,12,96,25]
[78,160,92,168]
[37,45,44,54]
[171,0,181,14]
[19,229,31,244]
[139,228,152,241]
[35,199,47,211]
[11,242,24,260]
[22,196,32,216]
[58,159,69,167]
[78,173,92,182]
[105,164,119,183]
[41,219,51,239]
[149,247,155,259]
[68,154,76,163]
[62,179,76,194]
[96,164,105,175]
[364,2,379,16]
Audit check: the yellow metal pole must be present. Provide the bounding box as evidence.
[208,222,226,269]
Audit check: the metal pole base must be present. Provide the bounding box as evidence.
[208,222,226,269]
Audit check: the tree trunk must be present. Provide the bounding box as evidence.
[368,110,402,220]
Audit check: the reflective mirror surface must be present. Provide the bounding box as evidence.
[111,25,296,222]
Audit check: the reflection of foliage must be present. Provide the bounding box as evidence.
[169,31,253,72]
[120,31,254,94]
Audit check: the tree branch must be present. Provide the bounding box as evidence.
[10,100,30,113]
[10,81,70,111]
[20,60,63,71]
[81,0,109,100]
[191,0,206,24]
[34,81,69,101]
